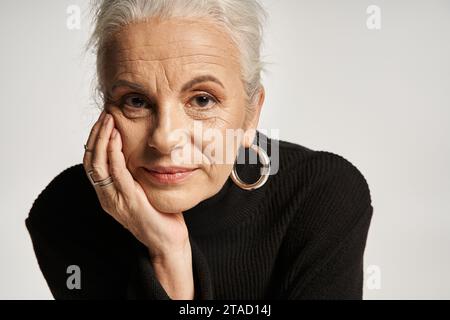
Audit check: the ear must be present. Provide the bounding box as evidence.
[242,85,265,148]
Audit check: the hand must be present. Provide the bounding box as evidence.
[82,110,190,260]
[83,110,194,299]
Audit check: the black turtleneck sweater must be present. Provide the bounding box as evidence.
[25,132,373,299]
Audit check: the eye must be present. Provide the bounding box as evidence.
[189,94,217,109]
[123,93,151,109]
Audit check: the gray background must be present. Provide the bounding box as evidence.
[1,0,449,299]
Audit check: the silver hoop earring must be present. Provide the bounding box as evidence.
[230,144,271,191]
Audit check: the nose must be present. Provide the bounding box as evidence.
[147,101,187,155]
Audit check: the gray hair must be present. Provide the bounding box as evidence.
[87,0,268,114]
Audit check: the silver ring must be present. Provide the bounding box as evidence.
[87,169,114,187]
[84,144,93,153]
[98,177,114,188]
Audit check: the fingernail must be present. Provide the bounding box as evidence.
[99,110,106,120]
[112,128,118,138]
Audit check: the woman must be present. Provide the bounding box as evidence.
[26,0,373,300]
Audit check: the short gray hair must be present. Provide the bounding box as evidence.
[87,0,268,110]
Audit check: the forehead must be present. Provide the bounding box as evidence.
[106,18,241,72]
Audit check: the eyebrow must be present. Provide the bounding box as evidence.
[180,75,225,91]
[111,80,146,93]
[110,75,225,94]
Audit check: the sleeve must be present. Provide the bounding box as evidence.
[27,166,214,300]
[25,165,133,299]
[273,153,374,299]
[126,234,214,300]
[25,214,88,299]
[25,166,84,299]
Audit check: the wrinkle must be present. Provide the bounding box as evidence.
[114,53,236,63]
[160,62,173,93]
[115,43,238,56]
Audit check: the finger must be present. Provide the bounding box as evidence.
[83,110,106,170]
[107,128,136,196]
[90,113,114,182]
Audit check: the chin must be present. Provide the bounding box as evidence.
[143,188,201,214]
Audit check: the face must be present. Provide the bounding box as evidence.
[102,18,264,213]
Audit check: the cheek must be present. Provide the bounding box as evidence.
[199,132,238,193]
[115,119,149,160]
[200,119,245,167]
[196,163,232,200]
[224,94,249,130]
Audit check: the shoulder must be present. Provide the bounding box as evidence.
[26,164,98,229]
[270,139,373,246]
[267,138,373,234]
[28,163,91,206]
[25,164,119,246]
[275,138,372,209]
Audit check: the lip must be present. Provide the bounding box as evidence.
[143,166,198,185]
